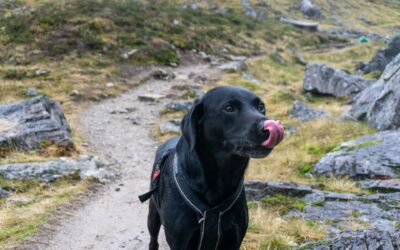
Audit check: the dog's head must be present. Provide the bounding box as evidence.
[181,86,284,158]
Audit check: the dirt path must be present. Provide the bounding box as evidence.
[24,62,220,250]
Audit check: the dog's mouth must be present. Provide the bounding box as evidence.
[230,143,272,158]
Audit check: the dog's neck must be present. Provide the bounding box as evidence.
[177,138,249,207]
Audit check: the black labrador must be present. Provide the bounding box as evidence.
[140,86,284,250]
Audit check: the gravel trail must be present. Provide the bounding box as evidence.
[23,62,220,250]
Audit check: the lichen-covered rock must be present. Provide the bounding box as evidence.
[0,156,113,183]
[303,63,375,97]
[360,179,400,192]
[300,0,321,18]
[0,95,72,151]
[289,101,327,121]
[245,180,313,200]
[313,130,400,179]
[347,53,400,130]
[299,230,400,249]
[360,35,400,74]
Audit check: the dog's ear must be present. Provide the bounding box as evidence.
[181,99,203,151]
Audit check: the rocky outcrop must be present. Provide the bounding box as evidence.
[300,0,321,18]
[300,230,400,249]
[289,101,327,121]
[360,179,400,192]
[313,130,400,179]
[245,180,313,201]
[347,53,400,130]
[0,95,72,151]
[279,17,318,31]
[359,35,400,74]
[246,180,400,233]
[0,156,113,183]
[303,63,375,97]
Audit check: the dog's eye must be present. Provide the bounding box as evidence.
[258,103,266,113]
[224,104,236,112]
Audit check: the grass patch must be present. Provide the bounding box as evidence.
[243,203,326,249]
[0,177,90,249]
[260,194,306,213]
[332,139,383,152]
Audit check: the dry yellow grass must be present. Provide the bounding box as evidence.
[242,203,326,249]
[0,178,91,249]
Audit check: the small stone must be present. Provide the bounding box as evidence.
[241,72,260,84]
[25,87,39,96]
[35,69,50,76]
[115,187,120,192]
[70,89,80,96]
[0,188,10,198]
[159,119,181,135]
[138,94,165,102]
[163,101,193,113]
[217,61,247,72]
[7,196,33,205]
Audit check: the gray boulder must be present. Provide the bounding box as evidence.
[0,95,72,151]
[303,63,375,97]
[360,35,400,74]
[313,130,400,179]
[0,156,113,183]
[289,101,327,121]
[300,0,321,18]
[347,53,400,130]
[299,230,400,249]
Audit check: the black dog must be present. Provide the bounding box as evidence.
[139,86,284,250]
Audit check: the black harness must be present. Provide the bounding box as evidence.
[139,151,244,250]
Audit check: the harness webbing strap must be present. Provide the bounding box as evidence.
[173,154,244,250]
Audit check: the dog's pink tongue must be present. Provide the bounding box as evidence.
[262,120,285,148]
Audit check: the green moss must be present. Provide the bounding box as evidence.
[312,201,325,207]
[364,70,382,79]
[261,194,306,213]
[332,140,383,152]
[351,210,361,217]
[298,164,313,175]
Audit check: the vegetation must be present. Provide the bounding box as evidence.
[1,0,400,249]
